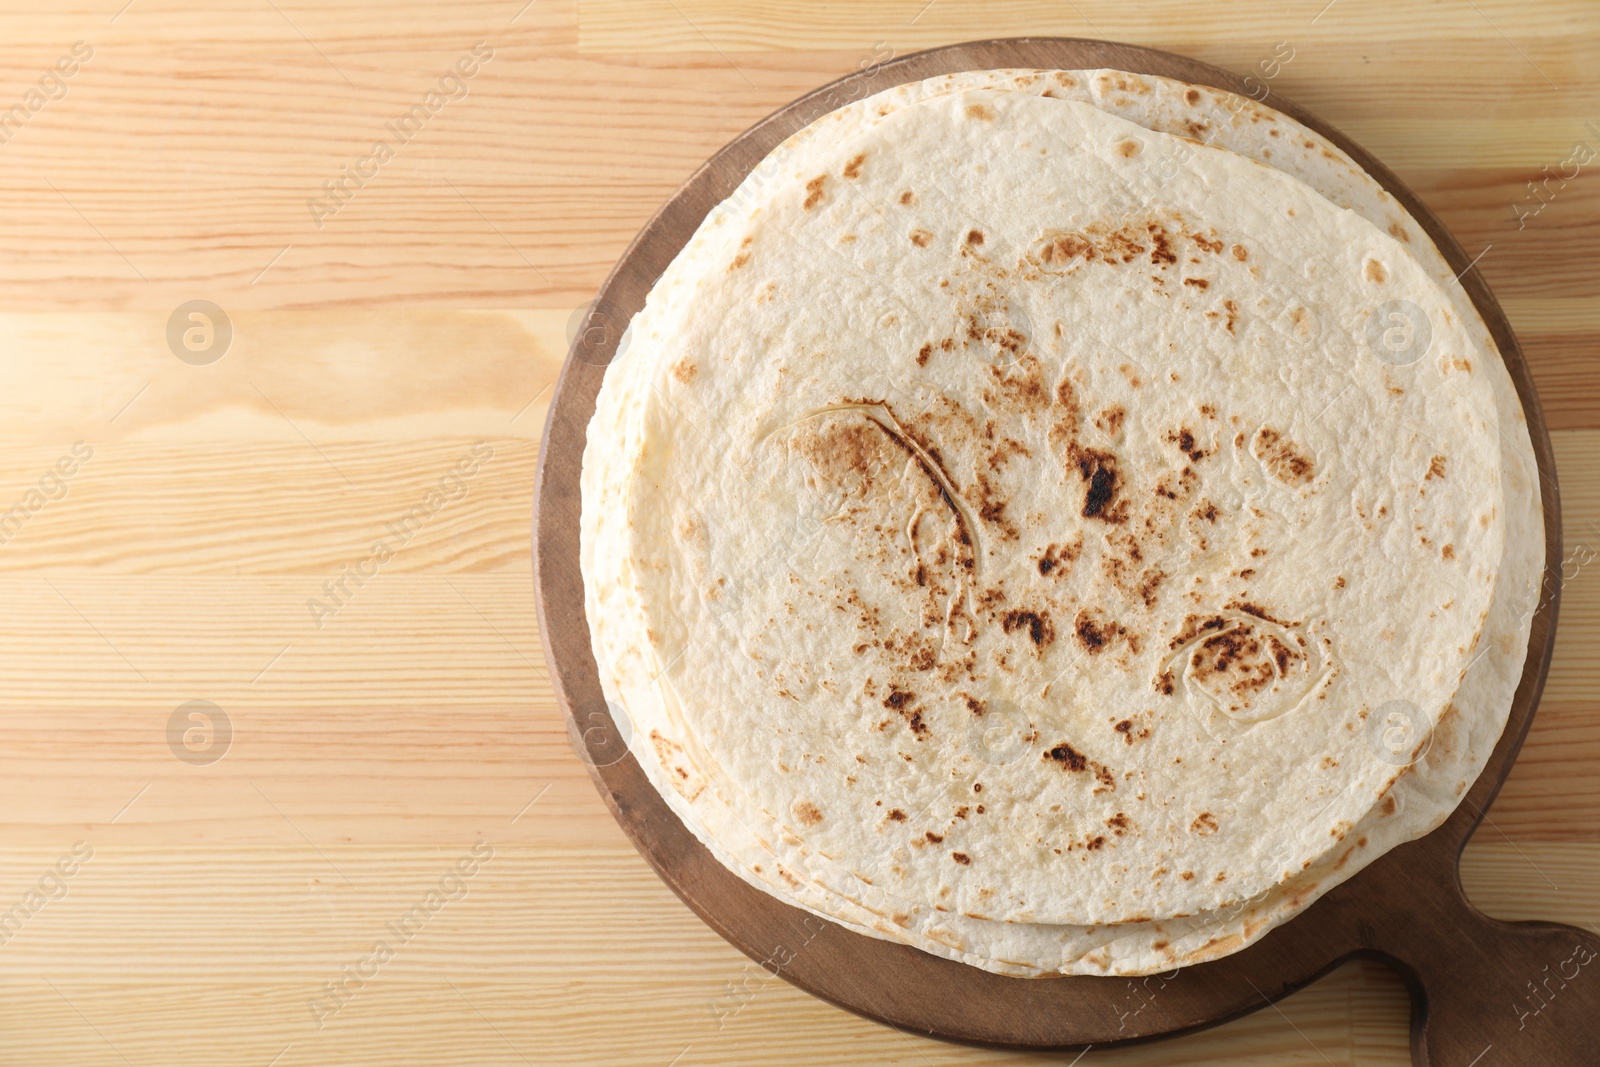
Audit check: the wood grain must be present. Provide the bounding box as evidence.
[0,0,1591,1064]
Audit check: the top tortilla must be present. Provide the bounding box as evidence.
[582,66,1529,966]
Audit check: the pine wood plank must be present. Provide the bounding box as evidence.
[0,845,1588,1064]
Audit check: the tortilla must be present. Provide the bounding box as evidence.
[579,68,1536,979]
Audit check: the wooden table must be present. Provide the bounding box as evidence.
[0,2,1592,1064]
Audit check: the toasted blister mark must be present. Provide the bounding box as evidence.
[1001,608,1055,651]
[1272,299,1322,346]
[1068,444,1126,522]
[793,800,825,827]
[1044,742,1116,793]
[1025,217,1187,275]
[803,174,827,210]
[649,730,706,801]
[781,401,979,573]
[1251,427,1315,487]
[1164,608,1329,726]
[1074,607,1125,655]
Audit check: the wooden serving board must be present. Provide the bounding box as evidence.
[534,38,1588,1064]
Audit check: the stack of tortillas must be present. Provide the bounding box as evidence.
[579,69,1543,976]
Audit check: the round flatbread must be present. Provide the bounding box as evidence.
[579,68,1536,979]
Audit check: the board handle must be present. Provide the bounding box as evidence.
[1381,890,1600,1066]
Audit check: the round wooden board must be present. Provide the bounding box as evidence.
[534,38,1590,1065]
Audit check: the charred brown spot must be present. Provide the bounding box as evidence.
[1038,232,1094,267]
[671,358,698,384]
[1364,258,1387,283]
[951,851,971,865]
[1169,614,1229,650]
[965,103,996,121]
[1190,812,1220,835]
[1002,609,1055,649]
[792,801,823,827]
[1183,277,1210,289]
[1132,225,1173,270]
[812,401,976,574]
[1070,445,1124,522]
[1115,719,1132,734]
[965,696,985,716]
[843,153,866,180]
[1046,743,1088,771]
[899,190,915,205]
[1253,427,1315,486]
[887,808,907,821]
[917,342,933,366]
[1030,537,1081,579]
[909,229,932,247]
[924,831,944,844]
[1075,608,1123,654]
[1230,601,1292,627]
[1426,454,1446,480]
[966,229,985,246]
[1185,88,1201,104]
[1116,139,1141,158]
[1169,428,1208,462]
[1095,404,1126,438]
[1156,669,1175,695]
[803,175,826,211]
